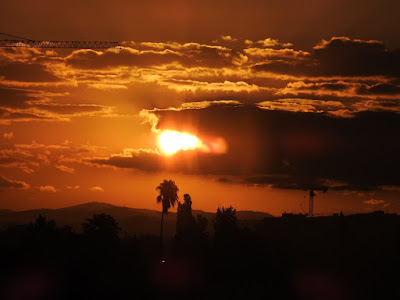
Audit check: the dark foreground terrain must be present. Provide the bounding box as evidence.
[0,204,399,300]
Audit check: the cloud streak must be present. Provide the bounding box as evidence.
[0,176,29,189]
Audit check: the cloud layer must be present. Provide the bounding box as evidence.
[1,35,400,201]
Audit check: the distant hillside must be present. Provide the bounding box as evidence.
[0,202,272,238]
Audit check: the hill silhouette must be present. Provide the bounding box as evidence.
[0,202,272,237]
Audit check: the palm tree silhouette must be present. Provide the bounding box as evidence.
[156,180,179,255]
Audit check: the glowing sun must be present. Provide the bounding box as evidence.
[158,130,201,155]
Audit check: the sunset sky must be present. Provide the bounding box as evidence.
[0,0,399,215]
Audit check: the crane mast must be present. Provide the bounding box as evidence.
[308,189,315,217]
[308,186,328,217]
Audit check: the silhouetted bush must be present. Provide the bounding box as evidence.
[82,213,121,241]
[213,206,238,248]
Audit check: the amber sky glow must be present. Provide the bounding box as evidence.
[0,1,399,214]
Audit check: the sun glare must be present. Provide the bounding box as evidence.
[159,130,201,155]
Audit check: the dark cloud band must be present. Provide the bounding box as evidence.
[92,104,400,191]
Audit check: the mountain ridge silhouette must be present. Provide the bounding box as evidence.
[0,201,273,237]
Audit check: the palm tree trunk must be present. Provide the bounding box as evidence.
[160,211,164,255]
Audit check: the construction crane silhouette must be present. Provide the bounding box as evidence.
[308,185,328,217]
[0,32,120,49]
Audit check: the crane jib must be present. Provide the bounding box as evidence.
[0,39,120,49]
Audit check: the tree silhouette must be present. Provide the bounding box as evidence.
[156,180,179,252]
[82,213,121,241]
[176,194,208,247]
[25,215,73,254]
[29,214,57,232]
[27,214,59,243]
[214,206,238,247]
[175,194,209,255]
[176,194,194,236]
[195,214,208,238]
[183,193,192,208]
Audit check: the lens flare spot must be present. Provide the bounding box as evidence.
[159,130,201,155]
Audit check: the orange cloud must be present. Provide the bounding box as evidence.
[66,185,80,190]
[90,186,104,192]
[363,198,390,208]
[3,132,13,139]
[55,164,75,174]
[39,185,57,192]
